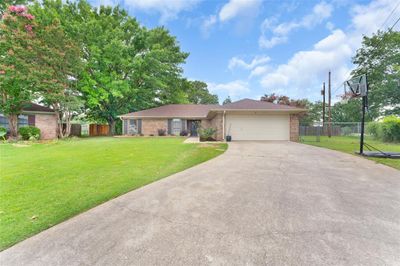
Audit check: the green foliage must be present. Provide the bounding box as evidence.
[18,126,40,140]
[331,98,365,122]
[198,127,217,141]
[352,30,400,118]
[185,80,218,104]
[367,121,381,139]
[0,5,41,137]
[366,116,400,142]
[0,127,7,140]
[381,116,400,142]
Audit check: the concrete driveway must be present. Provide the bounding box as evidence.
[1,142,400,265]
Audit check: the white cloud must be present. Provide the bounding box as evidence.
[124,0,201,22]
[250,65,270,78]
[258,0,398,100]
[200,0,262,37]
[201,15,217,37]
[259,1,333,48]
[219,0,262,22]
[228,55,270,70]
[208,80,250,98]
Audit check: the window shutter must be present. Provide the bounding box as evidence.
[137,119,142,134]
[28,115,35,126]
[181,119,186,131]
[167,119,172,135]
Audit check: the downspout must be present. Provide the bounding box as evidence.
[222,110,226,140]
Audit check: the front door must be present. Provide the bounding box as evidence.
[188,120,199,136]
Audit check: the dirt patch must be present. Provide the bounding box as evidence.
[12,144,31,148]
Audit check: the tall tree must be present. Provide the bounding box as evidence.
[0,5,40,138]
[185,80,218,104]
[352,30,400,118]
[331,98,364,122]
[33,19,83,138]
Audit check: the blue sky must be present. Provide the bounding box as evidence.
[90,0,400,103]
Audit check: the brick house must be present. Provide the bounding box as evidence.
[119,99,306,141]
[0,103,58,140]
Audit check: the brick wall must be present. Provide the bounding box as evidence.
[210,113,223,141]
[35,114,58,140]
[290,114,299,142]
[141,119,167,135]
[200,114,223,141]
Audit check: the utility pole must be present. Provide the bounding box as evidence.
[321,82,326,124]
[328,71,332,138]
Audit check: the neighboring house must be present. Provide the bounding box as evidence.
[119,98,306,141]
[0,103,58,140]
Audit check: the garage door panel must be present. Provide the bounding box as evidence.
[226,114,289,140]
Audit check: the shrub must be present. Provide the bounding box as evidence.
[19,126,41,140]
[381,115,400,142]
[180,130,188,136]
[198,127,216,141]
[0,126,7,141]
[157,128,166,136]
[367,122,381,139]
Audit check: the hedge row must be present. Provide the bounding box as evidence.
[367,116,400,142]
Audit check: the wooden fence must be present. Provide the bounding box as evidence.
[89,124,109,136]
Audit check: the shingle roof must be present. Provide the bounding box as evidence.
[22,103,55,113]
[119,99,305,118]
[120,104,221,118]
[220,98,303,110]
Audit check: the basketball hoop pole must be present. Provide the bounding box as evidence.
[360,96,366,155]
[359,74,368,155]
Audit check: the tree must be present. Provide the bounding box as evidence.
[35,20,83,138]
[223,96,232,105]
[0,0,30,16]
[331,98,364,122]
[352,30,400,118]
[185,80,218,104]
[35,1,189,135]
[0,5,40,138]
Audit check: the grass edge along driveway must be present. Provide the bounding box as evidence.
[0,137,227,250]
[301,136,400,170]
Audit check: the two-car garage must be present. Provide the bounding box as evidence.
[225,113,291,141]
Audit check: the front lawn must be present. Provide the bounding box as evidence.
[301,136,400,170]
[0,137,227,250]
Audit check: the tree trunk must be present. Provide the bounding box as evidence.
[54,110,64,138]
[108,119,116,136]
[7,114,18,140]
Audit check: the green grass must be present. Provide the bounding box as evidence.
[301,135,400,170]
[0,137,227,250]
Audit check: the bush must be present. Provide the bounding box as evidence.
[19,126,41,140]
[198,127,216,141]
[367,122,381,139]
[157,128,166,136]
[0,126,7,140]
[381,115,400,142]
[180,130,188,136]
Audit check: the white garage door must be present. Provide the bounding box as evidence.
[226,114,290,140]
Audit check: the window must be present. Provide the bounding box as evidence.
[127,119,137,135]
[171,119,182,135]
[0,114,29,130]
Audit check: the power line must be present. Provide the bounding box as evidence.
[381,1,400,29]
[389,15,400,31]
[330,8,400,101]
